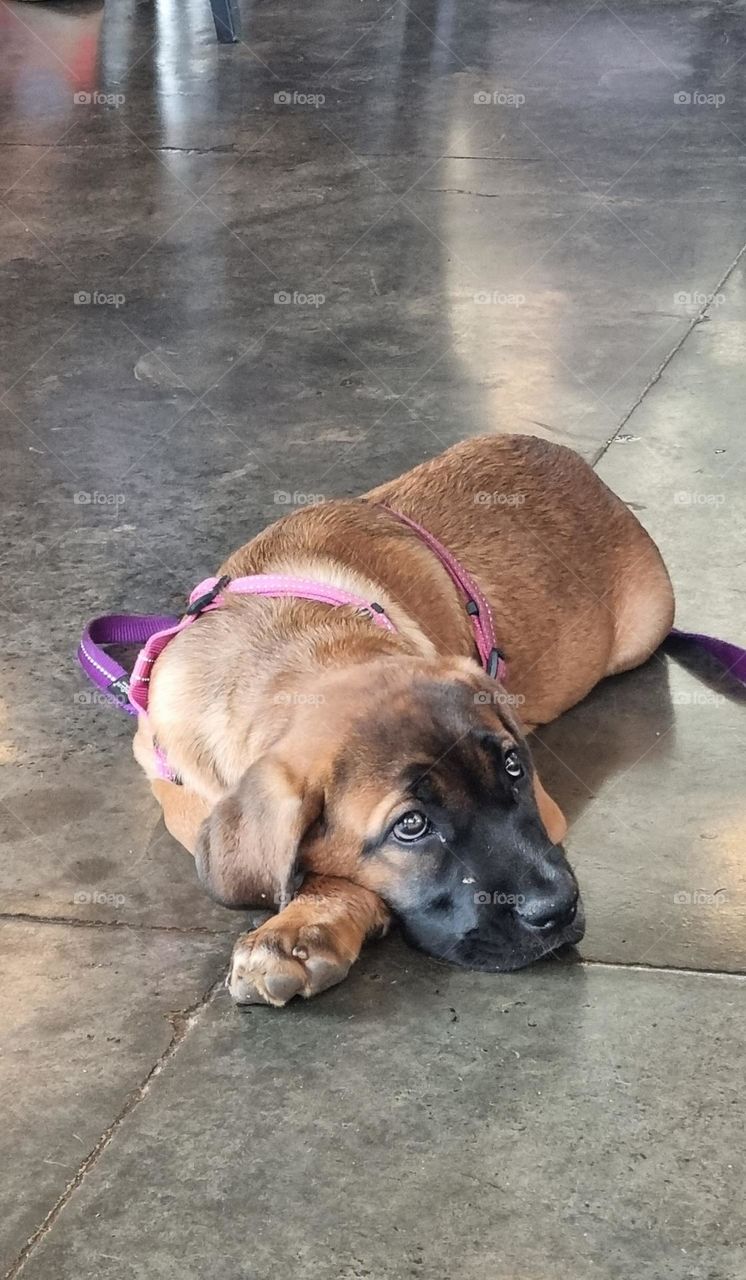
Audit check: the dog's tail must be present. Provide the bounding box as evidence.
[662,627,746,703]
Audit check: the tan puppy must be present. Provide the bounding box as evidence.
[133,435,673,1005]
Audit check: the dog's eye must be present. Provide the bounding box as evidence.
[392,811,431,843]
[504,750,523,778]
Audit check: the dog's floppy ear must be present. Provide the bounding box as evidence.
[532,772,567,845]
[194,753,323,908]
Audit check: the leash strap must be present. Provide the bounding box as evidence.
[127,573,398,715]
[77,531,746,787]
[76,513,504,729]
[78,613,179,715]
[378,505,507,681]
[78,573,398,719]
[667,626,746,685]
[77,576,397,784]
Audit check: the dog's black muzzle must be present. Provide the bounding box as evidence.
[397,834,585,972]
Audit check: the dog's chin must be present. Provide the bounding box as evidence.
[412,903,586,973]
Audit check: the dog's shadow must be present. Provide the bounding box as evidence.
[528,653,674,829]
[528,644,745,829]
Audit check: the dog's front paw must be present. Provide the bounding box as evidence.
[228,918,353,1008]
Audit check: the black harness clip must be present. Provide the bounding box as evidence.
[486,648,504,679]
[185,574,231,617]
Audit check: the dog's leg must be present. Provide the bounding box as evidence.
[228,875,390,1007]
[151,778,211,853]
[136,717,214,855]
[607,534,675,675]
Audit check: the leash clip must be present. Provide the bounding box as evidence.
[185,574,231,617]
[107,675,131,705]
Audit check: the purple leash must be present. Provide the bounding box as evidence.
[78,613,178,714]
[76,510,746,722]
[665,626,746,685]
[78,614,746,723]
[76,498,745,791]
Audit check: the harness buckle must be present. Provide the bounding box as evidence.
[486,648,504,679]
[185,574,231,617]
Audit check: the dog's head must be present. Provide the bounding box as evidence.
[195,657,584,971]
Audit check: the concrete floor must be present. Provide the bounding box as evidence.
[1,1,744,1277]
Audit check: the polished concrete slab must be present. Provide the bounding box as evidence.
[0,0,744,1276]
[539,269,746,972]
[532,654,746,972]
[14,943,746,1280]
[0,919,230,1274]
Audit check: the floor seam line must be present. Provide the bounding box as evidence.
[0,142,548,160]
[0,911,234,937]
[591,237,746,468]
[0,142,243,155]
[578,958,746,979]
[1,974,225,1280]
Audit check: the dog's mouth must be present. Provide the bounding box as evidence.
[404,900,586,973]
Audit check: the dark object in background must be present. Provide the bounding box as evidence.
[210,0,238,43]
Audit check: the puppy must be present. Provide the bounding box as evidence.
[133,434,674,1005]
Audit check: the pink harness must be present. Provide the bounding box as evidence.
[129,572,398,717]
[78,508,507,784]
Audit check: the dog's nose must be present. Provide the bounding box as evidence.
[516,886,578,932]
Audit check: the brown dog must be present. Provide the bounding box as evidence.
[133,434,674,1006]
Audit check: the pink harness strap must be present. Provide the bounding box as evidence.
[78,505,746,793]
[128,572,397,718]
[378,505,507,681]
[79,510,509,785]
